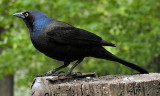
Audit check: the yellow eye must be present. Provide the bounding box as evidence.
[25,13,28,17]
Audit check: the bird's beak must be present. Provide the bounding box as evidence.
[13,12,25,19]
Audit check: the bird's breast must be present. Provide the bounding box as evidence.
[30,31,47,51]
[30,37,87,61]
[30,31,90,62]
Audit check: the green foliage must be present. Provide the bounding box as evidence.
[0,0,160,93]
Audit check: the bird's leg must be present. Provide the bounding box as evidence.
[45,62,70,75]
[34,62,70,77]
[58,58,84,77]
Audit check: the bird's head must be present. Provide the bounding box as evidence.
[13,11,48,21]
[13,11,51,32]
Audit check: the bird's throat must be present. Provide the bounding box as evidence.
[23,19,34,32]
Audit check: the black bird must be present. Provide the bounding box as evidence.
[13,11,148,76]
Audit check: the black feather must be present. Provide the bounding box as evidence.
[13,11,148,76]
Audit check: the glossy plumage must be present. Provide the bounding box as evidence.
[13,11,148,76]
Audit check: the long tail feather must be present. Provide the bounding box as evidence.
[93,48,148,74]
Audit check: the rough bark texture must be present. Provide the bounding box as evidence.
[31,73,160,96]
[0,74,14,96]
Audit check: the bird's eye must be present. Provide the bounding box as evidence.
[25,13,29,17]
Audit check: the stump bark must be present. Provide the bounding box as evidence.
[31,73,160,96]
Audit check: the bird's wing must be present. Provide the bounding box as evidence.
[43,21,115,47]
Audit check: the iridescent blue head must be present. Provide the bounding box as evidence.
[13,11,52,32]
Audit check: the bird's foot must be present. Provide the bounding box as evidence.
[46,70,56,75]
[57,72,82,77]
[57,72,71,77]
[33,71,66,77]
[72,72,82,75]
[33,73,59,77]
[33,71,57,77]
[33,74,46,77]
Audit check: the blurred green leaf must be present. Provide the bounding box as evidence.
[0,0,160,95]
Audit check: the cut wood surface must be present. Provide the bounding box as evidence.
[31,73,160,96]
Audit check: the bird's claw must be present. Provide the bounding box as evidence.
[33,71,71,77]
[33,73,58,77]
[57,72,71,77]
[73,72,82,75]
[33,74,45,77]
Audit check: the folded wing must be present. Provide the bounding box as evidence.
[43,21,115,47]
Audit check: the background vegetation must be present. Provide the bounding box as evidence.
[0,0,160,95]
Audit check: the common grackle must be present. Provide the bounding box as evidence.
[13,11,148,76]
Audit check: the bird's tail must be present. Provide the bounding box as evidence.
[92,48,148,74]
[101,40,116,47]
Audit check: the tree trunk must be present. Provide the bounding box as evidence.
[31,73,160,96]
[0,27,14,96]
[0,74,14,96]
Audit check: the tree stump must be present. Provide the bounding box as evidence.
[31,73,160,96]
